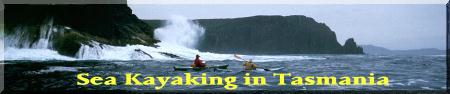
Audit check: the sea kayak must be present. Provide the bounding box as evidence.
[173,64,229,71]
[255,67,285,71]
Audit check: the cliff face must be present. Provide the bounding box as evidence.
[5,4,158,56]
[195,15,363,54]
[144,15,364,54]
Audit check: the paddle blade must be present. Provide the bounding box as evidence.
[234,54,244,60]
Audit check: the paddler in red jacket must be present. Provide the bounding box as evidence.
[191,55,207,67]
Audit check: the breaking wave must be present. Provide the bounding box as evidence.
[3,15,324,62]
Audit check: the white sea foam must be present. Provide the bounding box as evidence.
[5,47,76,61]
[406,79,428,86]
[421,87,434,90]
[5,40,324,61]
[154,15,204,49]
[28,66,87,74]
[40,66,80,72]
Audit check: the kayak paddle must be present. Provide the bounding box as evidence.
[234,54,246,61]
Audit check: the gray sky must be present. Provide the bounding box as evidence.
[129,4,446,50]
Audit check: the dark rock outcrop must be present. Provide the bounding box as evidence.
[341,38,363,54]
[159,52,183,59]
[5,4,158,57]
[53,31,90,56]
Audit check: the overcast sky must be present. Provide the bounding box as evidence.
[128,4,446,50]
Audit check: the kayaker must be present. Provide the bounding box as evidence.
[191,55,207,67]
[243,59,258,70]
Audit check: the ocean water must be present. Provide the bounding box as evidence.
[3,54,446,91]
[3,15,446,91]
